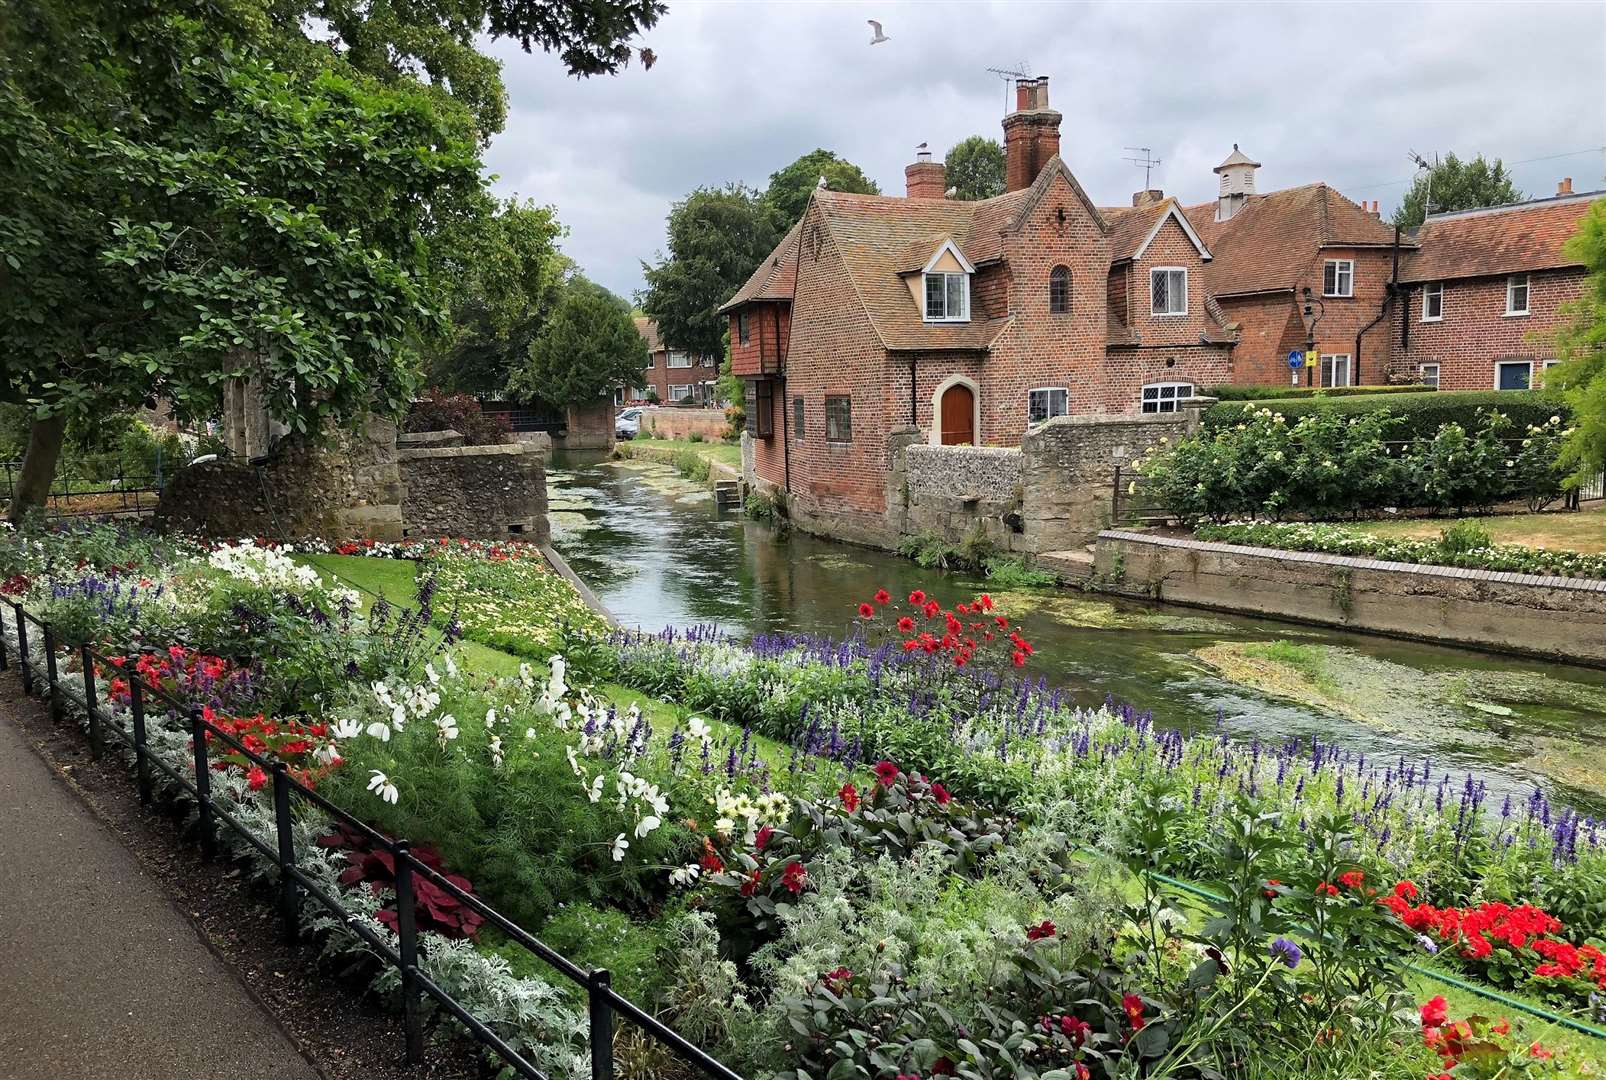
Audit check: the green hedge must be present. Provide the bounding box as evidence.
[1204,389,1569,440]
[1203,384,1430,401]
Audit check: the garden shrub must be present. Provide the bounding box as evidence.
[405,387,512,446]
[1205,383,1430,401]
[1205,388,1568,440]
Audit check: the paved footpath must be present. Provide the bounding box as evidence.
[0,701,321,1080]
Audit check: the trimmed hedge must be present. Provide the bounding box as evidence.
[1204,384,1430,402]
[1204,389,1569,440]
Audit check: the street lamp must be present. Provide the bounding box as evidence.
[1300,286,1325,388]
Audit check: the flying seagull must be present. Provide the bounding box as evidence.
[868,19,890,44]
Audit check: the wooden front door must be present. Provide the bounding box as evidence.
[939,383,975,445]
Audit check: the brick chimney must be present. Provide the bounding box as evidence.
[1559,177,1574,195]
[1003,77,1061,192]
[1132,189,1164,207]
[905,148,947,199]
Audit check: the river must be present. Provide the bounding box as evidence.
[548,450,1606,814]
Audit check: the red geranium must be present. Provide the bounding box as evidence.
[1122,993,1146,1031]
[781,860,807,894]
[839,782,860,812]
[858,603,876,619]
[1337,869,1365,890]
[1419,995,1449,1029]
[873,589,891,605]
[1026,919,1056,941]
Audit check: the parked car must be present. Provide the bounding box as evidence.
[615,407,642,439]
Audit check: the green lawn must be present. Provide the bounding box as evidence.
[621,437,742,468]
[1352,506,1606,554]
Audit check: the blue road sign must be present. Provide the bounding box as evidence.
[1288,350,1305,369]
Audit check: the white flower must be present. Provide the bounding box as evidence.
[435,713,459,747]
[444,654,458,678]
[489,735,504,768]
[635,815,661,839]
[424,662,440,685]
[669,864,701,887]
[565,745,583,777]
[611,834,629,862]
[714,816,736,838]
[485,707,498,730]
[367,770,399,804]
[365,721,392,742]
[518,662,534,688]
[587,774,605,803]
[392,702,407,727]
[331,717,363,740]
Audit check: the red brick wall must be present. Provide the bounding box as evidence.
[1391,268,1583,390]
[1217,293,1305,388]
[1107,263,1128,327]
[1128,217,1213,346]
[730,301,789,378]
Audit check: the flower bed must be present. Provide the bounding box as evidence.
[1193,521,1606,580]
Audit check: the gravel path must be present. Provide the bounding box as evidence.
[0,698,322,1080]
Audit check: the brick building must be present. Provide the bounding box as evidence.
[1390,182,1599,392]
[624,317,718,406]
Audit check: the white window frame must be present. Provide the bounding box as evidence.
[668,383,692,400]
[1418,363,1440,390]
[1149,267,1188,316]
[666,351,693,369]
[1505,273,1530,316]
[1323,259,1354,298]
[1026,387,1069,426]
[1140,382,1194,413]
[923,271,970,323]
[1319,353,1352,388]
[1422,282,1443,322]
[1494,360,1532,391]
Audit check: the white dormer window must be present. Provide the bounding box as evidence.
[925,272,969,322]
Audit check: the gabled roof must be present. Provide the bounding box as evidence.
[633,316,663,352]
[1400,191,1601,284]
[1182,183,1404,297]
[1106,198,1212,263]
[717,220,803,314]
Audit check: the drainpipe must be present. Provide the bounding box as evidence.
[774,304,790,494]
[1355,226,1402,385]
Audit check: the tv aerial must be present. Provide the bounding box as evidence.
[1124,147,1163,189]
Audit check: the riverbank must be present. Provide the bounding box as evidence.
[613,437,742,486]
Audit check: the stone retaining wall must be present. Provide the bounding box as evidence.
[1094,530,1606,665]
[638,407,729,441]
[900,444,1025,548]
[399,443,549,543]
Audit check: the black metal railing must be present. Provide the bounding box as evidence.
[1,599,743,1080]
[0,462,163,518]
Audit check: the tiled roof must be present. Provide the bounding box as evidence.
[632,316,662,353]
[1400,192,1601,283]
[1105,198,1212,263]
[1182,184,1402,297]
[717,220,803,313]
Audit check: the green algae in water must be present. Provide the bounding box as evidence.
[807,553,873,573]
[995,590,1240,634]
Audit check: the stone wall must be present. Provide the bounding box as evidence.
[157,416,404,541]
[638,406,729,441]
[399,442,549,543]
[897,444,1025,549]
[1095,530,1606,665]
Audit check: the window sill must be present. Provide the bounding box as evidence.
[1150,311,1189,318]
[1321,293,1354,300]
[922,318,971,325]
[1421,316,1442,323]
[1502,310,1530,318]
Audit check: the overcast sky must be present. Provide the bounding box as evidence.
[481,0,1606,300]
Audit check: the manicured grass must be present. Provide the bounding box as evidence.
[622,437,742,468]
[1351,506,1606,554]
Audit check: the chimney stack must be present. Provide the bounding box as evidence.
[905,147,947,199]
[1003,76,1062,192]
[1132,189,1165,207]
[1559,177,1574,196]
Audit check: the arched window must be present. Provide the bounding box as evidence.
[1049,265,1071,314]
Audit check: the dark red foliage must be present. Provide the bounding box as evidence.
[405,388,511,447]
[316,823,484,940]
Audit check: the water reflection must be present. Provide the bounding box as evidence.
[549,451,1606,813]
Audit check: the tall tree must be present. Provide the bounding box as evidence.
[1393,152,1524,227]
[764,148,878,224]
[1549,198,1606,484]
[640,185,781,359]
[507,277,648,407]
[945,135,1006,201]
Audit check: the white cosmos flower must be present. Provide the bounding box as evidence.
[565,745,583,777]
[518,662,534,687]
[587,774,605,803]
[392,703,407,727]
[635,815,661,839]
[425,662,440,685]
[435,714,459,747]
[669,864,700,887]
[331,717,363,740]
[367,770,399,804]
[444,654,458,678]
[489,736,504,768]
[485,707,498,730]
[525,727,536,739]
[365,721,392,742]
[611,834,629,862]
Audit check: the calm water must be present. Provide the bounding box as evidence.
[549,451,1606,813]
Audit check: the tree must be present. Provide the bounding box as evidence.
[1393,152,1524,227]
[640,185,782,359]
[508,278,648,407]
[764,149,878,224]
[945,135,1006,201]
[1549,198,1606,484]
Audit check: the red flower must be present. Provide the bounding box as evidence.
[699,851,724,873]
[739,870,761,896]
[1026,919,1056,941]
[858,603,876,619]
[1074,1066,1089,1080]
[922,600,941,619]
[873,589,891,605]
[908,590,926,605]
[1262,878,1282,898]
[781,861,807,894]
[1491,1019,1510,1035]
[1419,996,1448,1029]
[1011,650,1026,667]
[1060,1015,1090,1045]
[1394,880,1419,900]
[246,766,268,792]
[754,825,774,851]
[1530,1043,1553,1060]
[839,783,860,812]
[1337,869,1365,890]
[1316,882,1340,898]
[872,760,901,786]
[1122,993,1146,1031]
[896,616,916,632]
[956,603,970,615]
[823,966,852,992]
[930,781,951,805]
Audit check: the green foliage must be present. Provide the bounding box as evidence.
[508,277,648,408]
[1242,640,1335,691]
[1205,383,1430,401]
[895,525,996,573]
[743,488,786,525]
[1393,152,1524,228]
[981,555,1057,588]
[944,135,1006,201]
[640,184,783,360]
[1549,197,1606,485]
[1196,520,1606,579]
[1204,389,1568,440]
[670,449,711,483]
[762,148,878,223]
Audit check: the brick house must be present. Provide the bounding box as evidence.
[624,317,718,406]
[1181,157,1409,391]
[721,77,1232,536]
[1390,181,1601,392]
